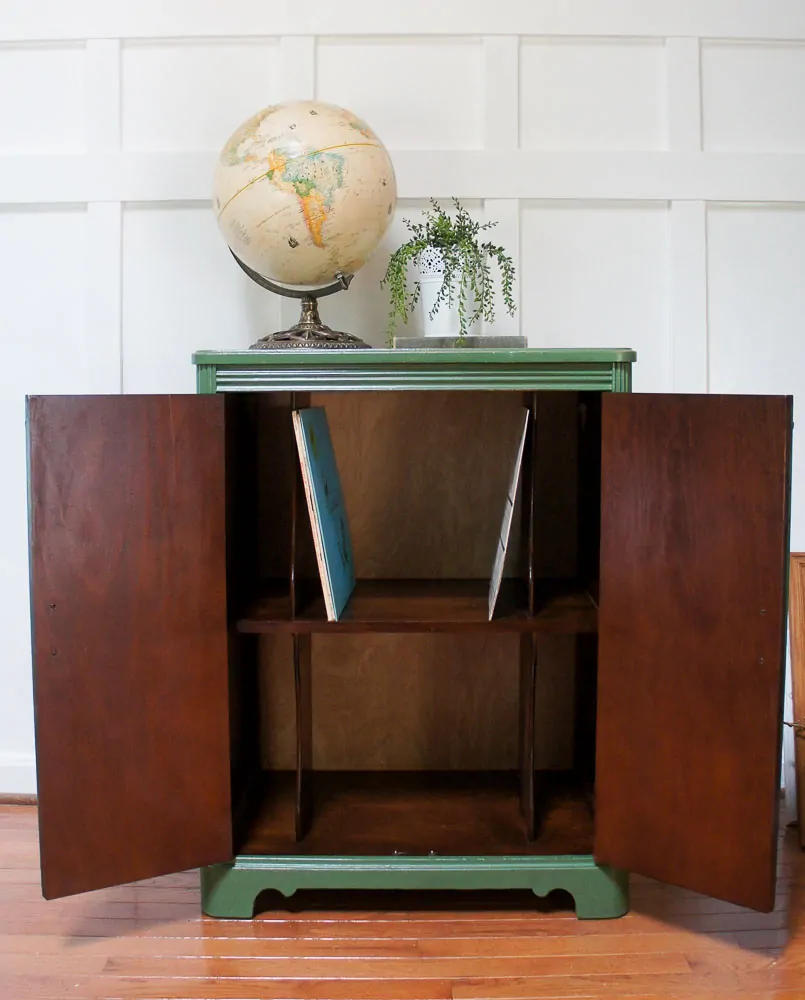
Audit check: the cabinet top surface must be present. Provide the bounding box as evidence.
[193,347,636,367]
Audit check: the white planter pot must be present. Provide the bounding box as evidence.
[417,248,478,339]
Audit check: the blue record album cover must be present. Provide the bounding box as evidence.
[292,408,356,621]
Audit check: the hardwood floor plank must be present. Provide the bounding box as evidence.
[1,804,804,1000]
[0,929,779,961]
[451,971,793,998]
[96,979,455,1000]
[0,953,107,976]
[0,974,106,1000]
[0,911,787,941]
[100,951,693,978]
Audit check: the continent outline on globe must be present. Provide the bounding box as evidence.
[213,100,397,289]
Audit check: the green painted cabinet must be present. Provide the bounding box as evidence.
[27,349,792,920]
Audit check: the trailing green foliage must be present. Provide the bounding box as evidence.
[381,199,517,344]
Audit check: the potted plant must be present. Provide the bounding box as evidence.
[381,199,517,344]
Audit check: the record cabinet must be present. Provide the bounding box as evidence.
[27,349,792,918]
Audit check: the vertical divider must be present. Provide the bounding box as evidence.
[519,634,537,839]
[518,391,539,839]
[289,391,314,841]
[294,633,313,841]
[289,392,300,618]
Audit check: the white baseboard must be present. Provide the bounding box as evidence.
[0,753,37,795]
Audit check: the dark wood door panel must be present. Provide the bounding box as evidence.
[595,394,792,911]
[28,395,232,898]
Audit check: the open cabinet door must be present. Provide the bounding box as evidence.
[595,394,792,911]
[28,395,232,899]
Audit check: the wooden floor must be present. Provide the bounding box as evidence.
[2,805,805,999]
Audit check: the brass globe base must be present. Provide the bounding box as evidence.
[249,296,371,350]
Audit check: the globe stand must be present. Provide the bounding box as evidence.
[231,252,371,350]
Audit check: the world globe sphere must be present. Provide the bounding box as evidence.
[213,100,397,288]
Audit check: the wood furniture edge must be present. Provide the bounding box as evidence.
[789,552,805,848]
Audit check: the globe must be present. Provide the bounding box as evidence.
[213,100,397,289]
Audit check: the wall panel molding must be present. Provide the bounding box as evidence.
[666,37,701,151]
[4,150,805,205]
[5,1,805,42]
[279,36,315,102]
[666,38,707,392]
[85,39,123,393]
[484,36,519,150]
[669,201,708,391]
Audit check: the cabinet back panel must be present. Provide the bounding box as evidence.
[251,392,578,770]
[259,633,576,771]
[254,393,295,583]
[255,390,585,772]
[310,391,525,579]
[240,771,593,856]
[261,392,578,770]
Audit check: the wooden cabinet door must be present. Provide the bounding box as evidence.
[28,395,232,899]
[595,394,792,911]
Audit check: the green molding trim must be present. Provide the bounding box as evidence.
[214,365,619,393]
[611,361,633,393]
[196,364,217,395]
[200,855,629,920]
[192,349,635,394]
[192,349,635,393]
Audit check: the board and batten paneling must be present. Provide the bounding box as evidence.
[0,42,86,153]
[0,205,91,793]
[520,37,667,151]
[121,38,281,152]
[520,200,671,392]
[316,37,485,150]
[121,202,274,393]
[702,41,805,152]
[2,4,805,791]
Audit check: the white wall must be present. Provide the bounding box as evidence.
[2,1,805,793]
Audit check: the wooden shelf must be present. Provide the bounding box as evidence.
[238,771,593,857]
[236,579,597,634]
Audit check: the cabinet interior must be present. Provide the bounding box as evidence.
[223,390,603,858]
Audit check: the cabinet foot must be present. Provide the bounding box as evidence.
[201,863,261,918]
[200,856,629,919]
[536,864,629,920]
